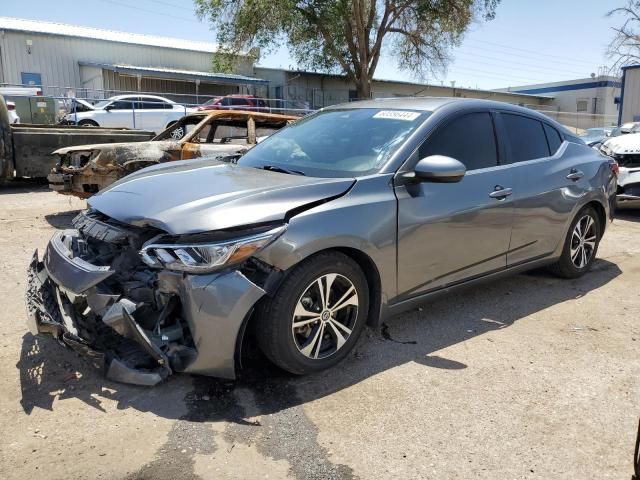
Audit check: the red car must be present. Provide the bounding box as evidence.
[197,95,269,112]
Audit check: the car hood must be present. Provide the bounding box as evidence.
[88,158,356,234]
[75,99,96,110]
[53,140,165,155]
[602,133,640,154]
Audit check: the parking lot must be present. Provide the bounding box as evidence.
[0,182,638,480]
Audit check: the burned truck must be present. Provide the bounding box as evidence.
[48,110,298,197]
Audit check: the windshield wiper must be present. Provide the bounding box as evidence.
[262,165,306,176]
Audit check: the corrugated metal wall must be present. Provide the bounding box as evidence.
[0,30,253,91]
[101,70,239,103]
[621,68,640,124]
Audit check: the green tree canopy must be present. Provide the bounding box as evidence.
[195,0,499,99]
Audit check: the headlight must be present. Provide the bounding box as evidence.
[139,225,285,274]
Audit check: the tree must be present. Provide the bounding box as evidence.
[607,1,640,72]
[195,0,499,99]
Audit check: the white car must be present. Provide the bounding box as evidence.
[600,133,640,207]
[6,101,20,124]
[64,94,192,133]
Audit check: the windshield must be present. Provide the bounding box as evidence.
[581,128,604,137]
[237,108,428,177]
[93,100,112,109]
[202,97,222,106]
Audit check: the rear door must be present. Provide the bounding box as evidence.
[496,112,583,265]
[395,110,515,299]
[137,97,172,133]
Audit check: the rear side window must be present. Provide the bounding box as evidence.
[231,97,250,106]
[420,112,498,170]
[543,123,563,154]
[213,125,248,144]
[502,113,550,162]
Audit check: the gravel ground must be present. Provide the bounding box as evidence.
[0,182,638,480]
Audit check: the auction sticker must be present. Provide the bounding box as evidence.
[373,110,420,121]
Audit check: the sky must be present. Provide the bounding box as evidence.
[1,0,621,90]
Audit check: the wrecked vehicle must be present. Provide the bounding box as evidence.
[26,98,616,386]
[0,95,154,182]
[599,133,640,207]
[48,110,297,198]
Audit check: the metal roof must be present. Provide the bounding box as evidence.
[0,17,223,54]
[81,63,269,85]
[255,66,554,99]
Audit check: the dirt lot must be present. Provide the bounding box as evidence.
[0,182,638,480]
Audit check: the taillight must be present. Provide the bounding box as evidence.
[36,90,43,96]
[610,160,619,176]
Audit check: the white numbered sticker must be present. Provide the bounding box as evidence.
[373,110,420,121]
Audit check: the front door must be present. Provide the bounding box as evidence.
[101,99,137,129]
[395,111,515,301]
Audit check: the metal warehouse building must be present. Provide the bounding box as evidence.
[0,17,266,103]
[497,75,621,128]
[0,16,571,120]
[616,64,640,125]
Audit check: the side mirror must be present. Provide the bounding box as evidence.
[412,155,466,183]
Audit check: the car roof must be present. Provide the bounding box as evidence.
[325,96,575,136]
[324,96,548,115]
[108,94,174,103]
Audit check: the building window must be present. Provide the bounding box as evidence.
[576,100,588,112]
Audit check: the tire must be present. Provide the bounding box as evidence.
[255,251,369,375]
[549,205,601,279]
[77,119,99,127]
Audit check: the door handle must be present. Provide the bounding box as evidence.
[566,169,584,181]
[489,186,513,199]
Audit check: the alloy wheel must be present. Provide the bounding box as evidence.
[291,273,359,360]
[170,127,185,140]
[570,214,597,269]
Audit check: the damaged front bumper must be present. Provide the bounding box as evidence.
[616,166,640,207]
[48,169,122,198]
[26,225,266,386]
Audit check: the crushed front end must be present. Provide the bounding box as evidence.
[25,210,267,386]
[616,159,640,207]
[600,147,640,207]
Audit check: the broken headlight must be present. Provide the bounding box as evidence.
[139,225,285,274]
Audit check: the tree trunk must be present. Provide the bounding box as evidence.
[355,76,371,100]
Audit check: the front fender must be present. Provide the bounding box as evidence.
[255,175,397,306]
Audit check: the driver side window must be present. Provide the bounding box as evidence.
[419,112,498,171]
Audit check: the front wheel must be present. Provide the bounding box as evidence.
[77,119,99,127]
[255,251,369,375]
[549,206,601,278]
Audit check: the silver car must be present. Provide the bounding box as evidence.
[26,98,617,386]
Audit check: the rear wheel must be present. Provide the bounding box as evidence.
[255,251,369,375]
[549,206,601,278]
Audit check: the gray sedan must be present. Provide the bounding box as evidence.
[26,98,617,385]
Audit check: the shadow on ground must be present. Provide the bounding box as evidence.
[15,258,622,478]
[0,178,48,195]
[18,258,621,417]
[44,210,82,229]
[615,208,640,223]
